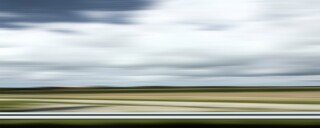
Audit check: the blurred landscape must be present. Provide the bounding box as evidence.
[1,0,320,127]
[1,86,319,112]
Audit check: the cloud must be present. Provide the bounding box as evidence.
[76,10,136,24]
[0,0,151,28]
[0,0,320,87]
[0,12,22,18]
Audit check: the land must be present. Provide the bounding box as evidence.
[0,86,319,112]
[0,119,320,128]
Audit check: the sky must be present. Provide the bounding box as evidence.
[0,0,320,87]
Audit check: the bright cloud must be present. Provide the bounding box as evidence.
[0,0,320,87]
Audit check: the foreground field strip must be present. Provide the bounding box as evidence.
[0,101,291,112]
[1,99,320,110]
[0,119,320,125]
[1,112,320,119]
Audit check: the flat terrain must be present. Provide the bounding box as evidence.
[0,87,319,112]
[1,98,320,112]
[1,119,320,128]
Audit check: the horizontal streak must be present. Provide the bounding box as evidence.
[0,112,320,119]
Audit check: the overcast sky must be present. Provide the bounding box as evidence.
[0,0,320,87]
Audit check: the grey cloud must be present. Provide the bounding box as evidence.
[0,60,103,72]
[0,0,152,29]
[48,29,80,34]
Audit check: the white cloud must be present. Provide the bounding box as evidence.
[0,0,320,87]
[135,0,260,25]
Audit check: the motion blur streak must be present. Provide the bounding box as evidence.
[0,0,319,113]
[0,0,320,87]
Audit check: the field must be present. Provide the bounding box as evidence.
[0,119,319,128]
[0,86,319,112]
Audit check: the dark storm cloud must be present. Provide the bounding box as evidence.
[0,0,151,28]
